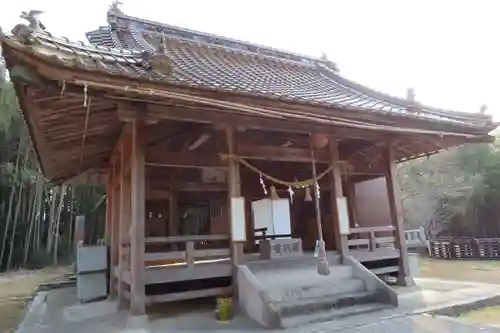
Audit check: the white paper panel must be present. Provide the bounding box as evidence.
[272,199,291,236]
[231,197,246,241]
[337,197,351,235]
[251,199,273,233]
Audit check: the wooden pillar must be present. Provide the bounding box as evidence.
[130,120,146,315]
[105,168,113,248]
[385,142,413,286]
[346,181,359,228]
[109,158,119,299]
[328,138,348,255]
[168,192,177,234]
[225,127,245,266]
[168,189,178,250]
[118,140,132,309]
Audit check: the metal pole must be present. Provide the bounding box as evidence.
[311,147,330,275]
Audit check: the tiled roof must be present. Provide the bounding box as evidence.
[1,10,495,131]
[86,12,494,128]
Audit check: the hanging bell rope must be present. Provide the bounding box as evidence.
[220,154,352,188]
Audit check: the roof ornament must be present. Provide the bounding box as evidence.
[11,10,46,44]
[21,10,46,31]
[319,52,339,72]
[406,88,418,113]
[142,34,172,75]
[108,1,124,15]
[479,104,488,115]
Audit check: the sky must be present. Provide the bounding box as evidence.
[2,0,500,120]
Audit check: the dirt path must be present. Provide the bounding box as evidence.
[0,266,71,333]
[420,257,500,284]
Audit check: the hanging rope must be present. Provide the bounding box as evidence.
[220,154,351,188]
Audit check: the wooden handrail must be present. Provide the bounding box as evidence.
[144,234,230,244]
[350,226,395,234]
[254,233,292,241]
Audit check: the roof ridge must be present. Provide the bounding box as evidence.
[320,68,491,122]
[107,10,338,70]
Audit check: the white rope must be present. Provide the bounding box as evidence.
[60,80,66,95]
[83,83,88,107]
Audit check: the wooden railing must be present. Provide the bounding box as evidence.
[404,227,427,248]
[348,226,396,251]
[119,234,231,268]
[144,234,231,267]
[253,227,292,241]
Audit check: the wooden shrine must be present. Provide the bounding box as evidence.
[1,7,497,316]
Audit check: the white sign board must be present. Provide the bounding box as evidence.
[251,198,291,237]
[337,197,351,235]
[231,197,246,242]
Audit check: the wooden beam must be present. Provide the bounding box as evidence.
[116,105,159,125]
[145,144,330,169]
[147,105,388,141]
[385,142,413,286]
[130,120,146,315]
[146,151,224,168]
[236,144,329,163]
[187,133,211,151]
[329,139,348,255]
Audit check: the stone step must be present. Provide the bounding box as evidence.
[266,277,366,303]
[255,265,354,288]
[276,290,376,318]
[246,254,342,272]
[280,302,391,328]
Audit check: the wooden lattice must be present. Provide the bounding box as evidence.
[477,238,500,258]
[452,238,476,259]
[429,237,500,260]
[429,238,453,259]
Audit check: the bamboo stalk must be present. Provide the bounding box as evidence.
[68,186,75,247]
[23,174,41,266]
[34,179,44,251]
[53,184,66,265]
[6,146,30,270]
[0,138,24,267]
[46,186,58,254]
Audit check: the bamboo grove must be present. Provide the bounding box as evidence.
[0,56,105,271]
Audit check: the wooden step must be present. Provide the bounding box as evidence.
[370,265,399,275]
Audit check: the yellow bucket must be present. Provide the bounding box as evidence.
[215,296,233,322]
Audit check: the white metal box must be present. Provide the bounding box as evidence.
[76,272,107,302]
[76,245,107,273]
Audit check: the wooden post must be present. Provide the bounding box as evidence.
[108,158,119,299]
[369,231,377,252]
[346,181,359,228]
[329,138,348,255]
[105,170,113,248]
[385,142,413,286]
[186,241,195,268]
[130,120,146,315]
[225,126,245,267]
[118,139,132,309]
[110,183,120,299]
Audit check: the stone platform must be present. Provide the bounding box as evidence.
[16,278,500,333]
